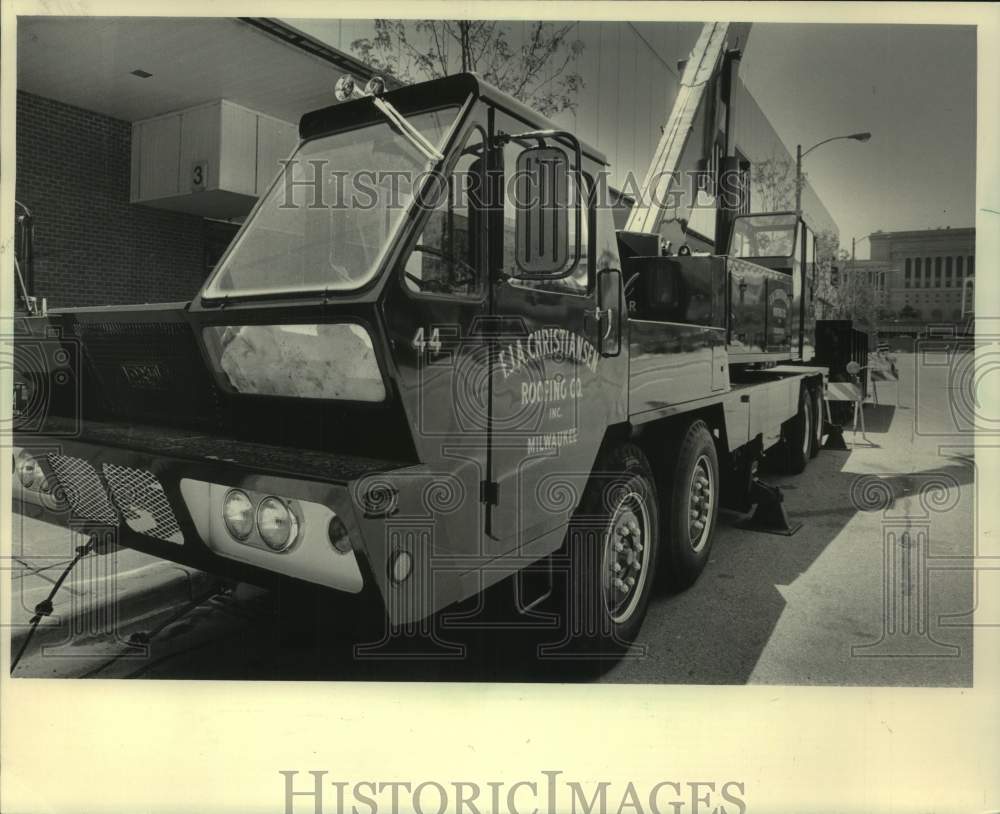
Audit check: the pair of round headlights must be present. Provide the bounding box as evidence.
[223,490,300,552]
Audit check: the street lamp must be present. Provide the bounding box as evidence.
[793,132,871,354]
[848,233,872,322]
[795,132,871,218]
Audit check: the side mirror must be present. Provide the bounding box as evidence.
[512,145,581,278]
[596,268,623,357]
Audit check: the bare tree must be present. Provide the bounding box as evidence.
[833,248,878,327]
[751,154,801,212]
[351,20,585,116]
[812,229,840,319]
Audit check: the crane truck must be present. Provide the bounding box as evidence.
[12,23,838,652]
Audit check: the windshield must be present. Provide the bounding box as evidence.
[202,106,461,298]
[729,213,799,258]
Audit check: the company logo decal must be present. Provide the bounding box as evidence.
[121,362,168,389]
[768,287,789,320]
[497,329,599,379]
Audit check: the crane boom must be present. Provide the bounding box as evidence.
[625,22,751,240]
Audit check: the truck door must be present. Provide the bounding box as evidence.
[483,115,626,556]
[380,124,491,558]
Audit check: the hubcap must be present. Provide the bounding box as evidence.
[602,491,650,624]
[688,455,714,552]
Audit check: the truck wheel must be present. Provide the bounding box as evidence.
[564,443,660,648]
[778,386,812,475]
[809,386,823,458]
[661,420,720,589]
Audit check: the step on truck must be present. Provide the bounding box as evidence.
[12,24,834,652]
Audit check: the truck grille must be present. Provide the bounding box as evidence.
[44,454,184,545]
[103,464,185,545]
[73,319,223,427]
[47,454,119,525]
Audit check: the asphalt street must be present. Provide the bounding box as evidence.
[9,349,977,684]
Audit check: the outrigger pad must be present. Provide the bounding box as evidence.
[736,478,803,536]
[822,422,849,451]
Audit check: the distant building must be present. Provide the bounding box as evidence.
[844,227,974,337]
[872,227,975,320]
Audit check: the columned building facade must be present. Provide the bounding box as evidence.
[869,227,976,323]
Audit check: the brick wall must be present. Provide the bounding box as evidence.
[15,91,207,308]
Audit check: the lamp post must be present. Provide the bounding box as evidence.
[794,132,871,219]
[793,132,871,354]
[849,233,873,322]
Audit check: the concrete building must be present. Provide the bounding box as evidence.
[874,227,975,320]
[15,17,838,308]
[866,227,975,324]
[836,227,975,338]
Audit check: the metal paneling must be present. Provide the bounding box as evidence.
[136,115,181,200]
[218,101,259,196]
[179,102,222,193]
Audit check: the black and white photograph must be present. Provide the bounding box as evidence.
[2,2,998,812]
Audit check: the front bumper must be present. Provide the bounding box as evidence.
[12,419,402,600]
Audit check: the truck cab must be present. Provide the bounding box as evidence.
[14,73,630,629]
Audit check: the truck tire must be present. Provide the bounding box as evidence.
[660,420,720,589]
[778,386,812,475]
[563,442,660,649]
[809,385,823,458]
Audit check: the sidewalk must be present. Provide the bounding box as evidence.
[8,514,216,677]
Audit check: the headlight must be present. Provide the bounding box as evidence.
[257,496,299,551]
[16,452,39,489]
[328,515,352,554]
[389,551,413,584]
[223,489,254,540]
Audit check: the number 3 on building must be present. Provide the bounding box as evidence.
[412,327,442,355]
[191,160,207,191]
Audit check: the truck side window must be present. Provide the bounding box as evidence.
[501,140,590,295]
[403,129,484,297]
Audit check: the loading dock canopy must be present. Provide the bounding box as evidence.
[17,17,361,124]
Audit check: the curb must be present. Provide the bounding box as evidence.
[9,559,217,662]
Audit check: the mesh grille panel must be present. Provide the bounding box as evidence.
[103,464,184,545]
[47,455,118,524]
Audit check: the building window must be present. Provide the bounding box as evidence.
[934,257,942,287]
[925,257,932,287]
[945,256,953,287]
[914,257,921,287]
[969,255,975,276]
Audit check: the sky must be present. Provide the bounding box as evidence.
[741,23,977,258]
